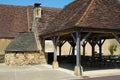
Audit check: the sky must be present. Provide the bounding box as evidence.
[0,0,74,8]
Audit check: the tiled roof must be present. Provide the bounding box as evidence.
[0,4,61,38]
[39,0,120,36]
[5,32,40,52]
[0,5,28,38]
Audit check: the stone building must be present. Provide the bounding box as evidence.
[0,4,61,64]
[5,32,47,65]
[0,0,120,68]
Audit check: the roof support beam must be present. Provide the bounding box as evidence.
[89,39,97,60]
[68,40,76,55]
[81,32,92,45]
[82,41,87,57]
[58,40,66,56]
[40,38,45,52]
[97,39,106,59]
[112,33,120,44]
[71,33,76,42]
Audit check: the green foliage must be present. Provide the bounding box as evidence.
[108,41,118,56]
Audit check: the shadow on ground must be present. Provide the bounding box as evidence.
[48,55,120,71]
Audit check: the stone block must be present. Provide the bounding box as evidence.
[52,61,59,69]
[74,66,83,76]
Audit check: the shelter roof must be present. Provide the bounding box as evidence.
[39,0,120,37]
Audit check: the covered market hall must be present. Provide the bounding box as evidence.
[39,0,120,76]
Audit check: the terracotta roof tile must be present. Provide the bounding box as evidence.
[76,0,120,30]
[0,4,61,38]
[0,5,28,38]
[40,0,120,36]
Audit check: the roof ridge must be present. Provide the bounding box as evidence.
[60,0,90,27]
[0,4,27,7]
[76,0,96,26]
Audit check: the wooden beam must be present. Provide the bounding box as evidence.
[40,38,45,52]
[82,41,87,56]
[58,40,66,56]
[97,39,106,59]
[112,33,120,44]
[71,33,76,43]
[81,32,92,45]
[68,40,76,55]
[89,40,97,60]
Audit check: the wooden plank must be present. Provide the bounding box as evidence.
[112,33,120,44]
[81,32,92,45]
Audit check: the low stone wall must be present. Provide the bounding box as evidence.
[0,54,4,63]
[5,51,47,66]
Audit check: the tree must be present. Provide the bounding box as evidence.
[108,41,118,57]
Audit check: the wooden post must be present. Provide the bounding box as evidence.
[92,44,95,60]
[97,39,105,60]
[76,31,80,66]
[41,38,45,52]
[82,41,87,57]
[52,37,59,69]
[72,46,75,55]
[68,40,76,55]
[89,40,97,60]
[59,46,62,56]
[73,30,83,76]
[58,41,66,56]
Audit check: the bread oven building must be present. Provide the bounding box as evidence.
[0,3,61,65]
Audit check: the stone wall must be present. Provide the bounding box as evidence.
[5,51,47,66]
[0,39,12,54]
[0,54,4,63]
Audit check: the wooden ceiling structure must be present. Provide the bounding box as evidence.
[39,0,120,76]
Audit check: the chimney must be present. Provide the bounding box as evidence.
[34,3,42,18]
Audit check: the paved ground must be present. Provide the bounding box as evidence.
[0,63,120,80]
[0,64,80,80]
[75,75,120,80]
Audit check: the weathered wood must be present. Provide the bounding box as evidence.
[112,33,120,44]
[82,41,87,56]
[97,39,105,59]
[76,31,81,66]
[81,32,92,45]
[68,40,76,55]
[71,33,76,42]
[89,40,97,60]
[40,38,45,52]
[52,37,58,62]
[58,40,66,56]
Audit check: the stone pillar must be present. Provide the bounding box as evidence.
[52,37,59,69]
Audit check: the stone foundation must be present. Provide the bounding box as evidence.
[5,51,47,66]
